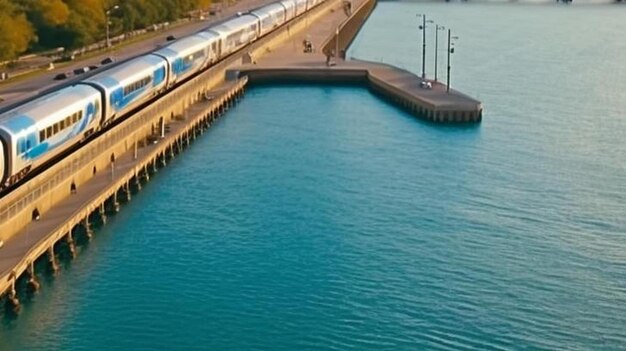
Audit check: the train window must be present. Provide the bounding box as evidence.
[40,130,46,141]
[53,123,59,134]
[46,126,52,138]
[60,119,65,129]
[183,50,203,66]
[124,76,153,96]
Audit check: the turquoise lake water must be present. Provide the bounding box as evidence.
[2,1,626,350]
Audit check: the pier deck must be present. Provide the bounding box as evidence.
[237,0,483,122]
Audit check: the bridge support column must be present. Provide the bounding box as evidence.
[125,183,132,202]
[26,262,40,293]
[66,232,76,259]
[135,173,142,191]
[112,192,120,213]
[6,279,20,313]
[47,246,59,273]
[82,217,93,241]
[98,202,107,225]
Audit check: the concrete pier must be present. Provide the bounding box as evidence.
[233,0,483,122]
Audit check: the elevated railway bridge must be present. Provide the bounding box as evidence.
[0,0,346,308]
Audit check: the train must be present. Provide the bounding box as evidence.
[0,0,324,189]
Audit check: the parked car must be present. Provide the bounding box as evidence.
[58,54,76,62]
[89,65,99,71]
[420,81,432,89]
[73,67,90,75]
[101,57,115,65]
[53,72,70,80]
[166,35,176,41]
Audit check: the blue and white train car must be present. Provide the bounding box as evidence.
[197,31,223,59]
[81,55,168,124]
[153,34,220,88]
[250,3,287,36]
[279,0,297,20]
[0,85,102,187]
[294,0,308,15]
[205,15,261,57]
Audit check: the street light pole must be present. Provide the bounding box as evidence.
[421,15,426,78]
[446,29,459,93]
[417,15,433,79]
[335,26,340,61]
[106,5,120,48]
[434,24,444,81]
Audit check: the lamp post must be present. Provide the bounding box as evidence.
[106,5,120,48]
[446,29,459,93]
[434,24,445,81]
[417,14,434,79]
[335,26,340,61]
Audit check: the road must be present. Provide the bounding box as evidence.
[0,0,276,110]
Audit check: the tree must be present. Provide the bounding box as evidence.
[0,0,34,60]
[33,0,70,26]
[63,0,106,49]
[196,0,213,10]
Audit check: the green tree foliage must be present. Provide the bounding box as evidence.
[33,0,70,26]
[118,0,214,31]
[0,0,35,61]
[64,0,107,48]
[0,0,213,59]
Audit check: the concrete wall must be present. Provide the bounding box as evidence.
[321,0,376,58]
